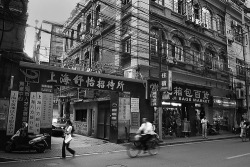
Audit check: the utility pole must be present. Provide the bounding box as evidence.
[158,29,163,140]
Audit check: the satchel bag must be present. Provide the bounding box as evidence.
[64,134,72,144]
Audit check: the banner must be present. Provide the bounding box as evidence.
[6,91,19,135]
[28,92,36,133]
[0,99,9,131]
[34,92,42,134]
[40,93,53,128]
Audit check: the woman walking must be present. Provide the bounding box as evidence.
[62,120,75,159]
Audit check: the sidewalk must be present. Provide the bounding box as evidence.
[0,132,240,163]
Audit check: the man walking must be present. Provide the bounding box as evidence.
[201,116,208,139]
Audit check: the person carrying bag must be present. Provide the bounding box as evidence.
[62,120,75,159]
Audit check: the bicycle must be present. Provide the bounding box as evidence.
[242,127,250,142]
[126,134,160,158]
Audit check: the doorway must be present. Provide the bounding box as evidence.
[97,101,110,140]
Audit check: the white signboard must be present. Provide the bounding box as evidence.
[34,92,42,134]
[119,97,130,120]
[41,93,53,128]
[28,92,36,133]
[131,98,139,113]
[6,91,19,135]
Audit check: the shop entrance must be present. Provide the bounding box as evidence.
[97,101,110,140]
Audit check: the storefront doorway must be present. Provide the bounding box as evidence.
[97,101,110,140]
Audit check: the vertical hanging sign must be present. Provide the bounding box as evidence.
[28,92,36,133]
[6,91,18,135]
[41,93,53,128]
[34,92,42,134]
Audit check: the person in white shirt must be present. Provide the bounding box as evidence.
[62,120,75,158]
[137,118,155,152]
[201,116,209,139]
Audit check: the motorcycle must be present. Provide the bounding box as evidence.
[5,133,50,153]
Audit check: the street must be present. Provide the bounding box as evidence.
[0,138,249,167]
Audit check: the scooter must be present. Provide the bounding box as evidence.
[5,133,50,153]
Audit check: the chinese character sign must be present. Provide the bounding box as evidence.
[28,92,37,133]
[40,93,53,128]
[6,91,19,135]
[162,84,211,104]
[34,92,42,134]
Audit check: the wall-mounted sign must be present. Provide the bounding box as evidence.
[162,83,211,104]
[6,91,19,135]
[0,99,9,131]
[213,96,236,108]
[131,98,139,113]
[160,70,172,91]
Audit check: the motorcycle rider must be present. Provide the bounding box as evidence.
[137,118,155,153]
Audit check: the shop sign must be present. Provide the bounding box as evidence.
[213,96,236,108]
[6,91,19,135]
[150,91,160,106]
[162,84,211,104]
[160,71,172,91]
[131,98,139,112]
[20,68,127,92]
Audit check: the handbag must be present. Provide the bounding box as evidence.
[64,134,72,144]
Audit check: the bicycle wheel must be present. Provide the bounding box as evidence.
[148,141,160,155]
[127,144,141,158]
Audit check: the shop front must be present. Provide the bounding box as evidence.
[212,96,236,132]
[161,83,211,137]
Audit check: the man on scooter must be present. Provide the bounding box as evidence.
[137,118,155,153]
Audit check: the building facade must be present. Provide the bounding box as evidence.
[61,0,250,139]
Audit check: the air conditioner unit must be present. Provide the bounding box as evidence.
[232,20,238,27]
[124,69,136,79]
[236,89,245,99]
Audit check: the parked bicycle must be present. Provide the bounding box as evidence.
[126,134,160,158]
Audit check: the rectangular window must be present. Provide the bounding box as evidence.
[234,25,242,43]
[150,37,157,55]
[75,109,87,122]
[70,30,74,47]
[216,15,225,35]
[236,58,245,76]
[155,0,163,6]
[124,38,131,53]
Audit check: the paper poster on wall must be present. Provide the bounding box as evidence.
[118,97,130,121]
[34,92,42,134]
[40,93,53,128]
[6,91,19,135]
[28,92,37,133]
[0,99,9,131]
[131,98,139,112]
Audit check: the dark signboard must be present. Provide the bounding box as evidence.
[19,65,143,92]
[162,83,211,104]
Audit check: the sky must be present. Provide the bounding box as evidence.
[24,0,80,58]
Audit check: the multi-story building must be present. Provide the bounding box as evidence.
[62,0,250,139]
[34,20,64,67]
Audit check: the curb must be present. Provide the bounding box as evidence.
[159,136,239,146]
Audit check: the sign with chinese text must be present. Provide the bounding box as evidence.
[131,98,139,113]
[130,112,140,133]
[162,84,211,104]
[6,91,18,135]
[150,91,160,106]
[40,93,53,128]
[213,96,236,108]
[34,92,42,134]
[119,97,130,121]
[160,70,172,91]
[28,92,36,133]
[0,99,9,130]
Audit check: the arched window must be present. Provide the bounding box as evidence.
[202,7,212,29]
[171,36,184,61]
[190,43,201,66]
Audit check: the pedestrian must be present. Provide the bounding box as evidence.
[201,116,209,139]
[62,120,75,159]
[239,119,246,138]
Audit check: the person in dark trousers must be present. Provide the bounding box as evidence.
[62,120,75,158]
